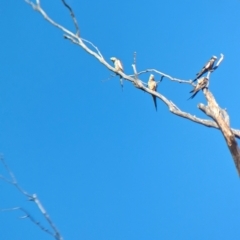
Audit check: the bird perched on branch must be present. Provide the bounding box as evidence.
[110,57,124,90]
[193,56,217,82]
[188,77,209,100]
[148,74,158,110]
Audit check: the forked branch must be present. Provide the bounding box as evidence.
[0,156,63,240]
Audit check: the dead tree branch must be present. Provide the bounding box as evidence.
[1,207,55,237]
[23,1,240,174]
[0,156,63,240]
[199,89,240,175]
[130,69,192,85]
[81,38,103,58]
[61,0,80,36]
[213,53,224,70]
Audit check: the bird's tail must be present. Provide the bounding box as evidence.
[152,95,157,111]
[187,91,198,100]
[120,77,124,91]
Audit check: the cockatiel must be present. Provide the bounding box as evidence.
[148,74,157,110]
[193,56,217,82]
[110,57,124,90]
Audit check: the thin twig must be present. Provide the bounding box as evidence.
[132,52,138,79]
[214,53,224,68]
[0,174,12,184]
[61,0,80,36]
[0,157,63,240]
[101,74,115,83]
[131,52,147,89]
[25,0,78,41]
[1,207,55,237]
[130,69,192,84]
[81,38,103,58]
[0,156,32,198]
[32,194,63,240]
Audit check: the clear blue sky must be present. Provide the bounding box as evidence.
[1,0,240,239]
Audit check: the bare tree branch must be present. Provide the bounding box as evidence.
[130,69,192,85]
[61,0,80,36]
[0,157,63,240]
[23,1,240,176]
[198,89,240,175]
[0,156,32,198]
[24,0,78,40]
[81,38,103,58]
[213,53,224,69]
[1,207,55,238]
[131,52,145,89]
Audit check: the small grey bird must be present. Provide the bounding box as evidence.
[188,77,208,100]
[110,57,124,90]
[193,56,217,82]
[148,74,157,110]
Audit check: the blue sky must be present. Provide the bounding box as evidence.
[1,0,240,239]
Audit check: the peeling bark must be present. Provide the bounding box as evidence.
[202,89,240,175]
